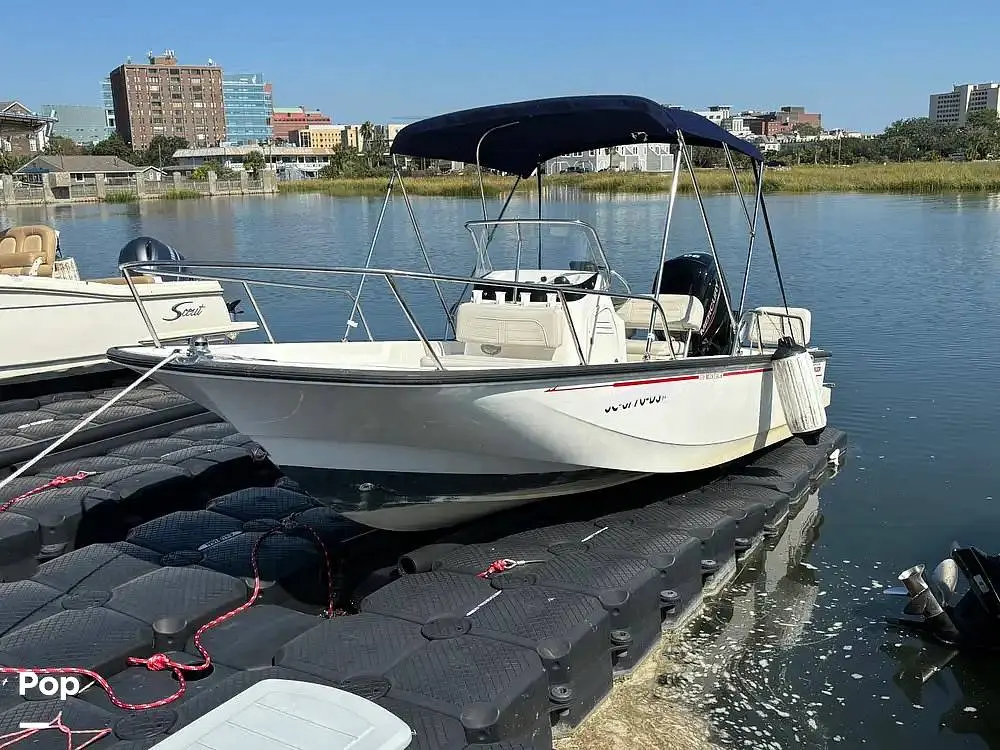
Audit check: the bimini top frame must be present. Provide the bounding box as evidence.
[344,94,790,356]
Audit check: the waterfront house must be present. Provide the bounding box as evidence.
[0,101,54,155]
[14,155,165,184]
[172,145,336,178]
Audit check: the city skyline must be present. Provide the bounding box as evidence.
[2,0,999,133]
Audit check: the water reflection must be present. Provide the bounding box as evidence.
[557,482,833,750]
[883,636,1000,749]
[652,489,828,749]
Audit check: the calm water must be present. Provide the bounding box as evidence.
[7,191,1000,749]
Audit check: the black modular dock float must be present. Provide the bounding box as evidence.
[0,383,846,750]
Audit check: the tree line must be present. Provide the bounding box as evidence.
[689,111,1000,169]
[5,111,997,178]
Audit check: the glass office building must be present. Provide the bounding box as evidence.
[100,78,115,137]
[222,73,272,144]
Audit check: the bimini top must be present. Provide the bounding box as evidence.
[390,95,763,177]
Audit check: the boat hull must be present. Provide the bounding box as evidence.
[0,275,245,383]
[284,466,651,531]
[107,346,830,531]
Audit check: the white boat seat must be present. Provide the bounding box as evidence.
[625,337,686,359]
[455,301,566,349]
[747,306,811,347]
[0,224,57,277]
[617,294,704,333]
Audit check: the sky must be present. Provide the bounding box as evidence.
[3,0,999,133]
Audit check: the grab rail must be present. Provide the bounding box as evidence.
[118,260,687,369]
[463,218,619,284]
[737,308,809,355]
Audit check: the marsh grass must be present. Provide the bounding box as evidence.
[160,188,203,200]
[104,190,138,203]
[279,161,1000,199]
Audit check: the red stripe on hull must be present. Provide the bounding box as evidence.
[545,367,772,393]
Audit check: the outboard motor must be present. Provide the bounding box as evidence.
[771,338,827,443]
[657,252,735,356]
[888,545,1000,651]
[117,236,186,282]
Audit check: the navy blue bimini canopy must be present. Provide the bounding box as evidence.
[390,95,763,177]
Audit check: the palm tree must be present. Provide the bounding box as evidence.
[359,121,375,166]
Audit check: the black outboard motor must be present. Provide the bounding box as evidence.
[117,236,186,281]
[889,545,1000,651]
[657,252,736,356]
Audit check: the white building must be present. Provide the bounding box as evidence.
[929,82,1000,125]
[545,143,674,174]
[172,145,335,177]
[694,105,731,126]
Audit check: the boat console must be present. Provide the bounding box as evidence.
[454,269,622,365]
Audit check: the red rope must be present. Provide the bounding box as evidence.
[0,506,340,712]
[0,711,112,750]
[0,471,93,515]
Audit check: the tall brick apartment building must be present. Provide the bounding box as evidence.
[109,50,226,151]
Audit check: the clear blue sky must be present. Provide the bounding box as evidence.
[3,0,998,132]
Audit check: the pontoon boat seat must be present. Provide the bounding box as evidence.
[617,294,705,359]
[0,225,57,277]
[746,306,811,348]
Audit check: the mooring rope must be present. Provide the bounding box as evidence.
[0,349,182,495]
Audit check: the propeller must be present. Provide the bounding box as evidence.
[226,298,244,315]
[930,557,960,606]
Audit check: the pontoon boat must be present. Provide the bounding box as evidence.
[0,225,256,385]
[107,95,832,531]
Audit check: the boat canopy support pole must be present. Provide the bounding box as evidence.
[645,138,684,360]
[726,145,763,320]
[537,164,543,269]
[755,165,791,316]
[680,134,739,353]
[344,169,395,340]
[398,171,455,337]
[483,176,521,254]
[475,122,520,222]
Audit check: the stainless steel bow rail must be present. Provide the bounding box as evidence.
[118,259,701,370]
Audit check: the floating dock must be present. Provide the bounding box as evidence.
[0,383,846,750]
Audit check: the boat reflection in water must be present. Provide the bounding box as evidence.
[559,484,831,750]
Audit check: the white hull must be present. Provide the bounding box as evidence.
[0,274,255,384]
[337,470,651,531]
[109,342,830,531]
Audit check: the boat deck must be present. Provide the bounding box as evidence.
[0,382,847,749]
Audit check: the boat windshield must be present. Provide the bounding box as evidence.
[464,219,612,281]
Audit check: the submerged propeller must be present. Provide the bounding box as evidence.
[930,557,960,606]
